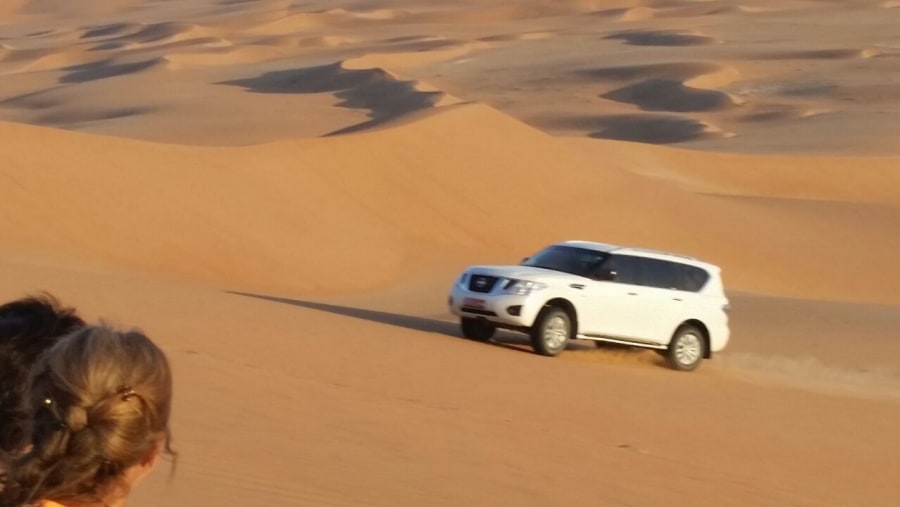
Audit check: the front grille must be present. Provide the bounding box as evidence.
[468,275,499,293]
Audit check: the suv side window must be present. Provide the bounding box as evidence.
[603,254,642,285]
[606,256,710,292]
[603,255,709,292]
[636,257,679,289]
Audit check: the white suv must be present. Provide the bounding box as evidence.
[448,240,730,371]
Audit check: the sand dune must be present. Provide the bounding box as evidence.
[3,101,899,302]
[3,1,900,507]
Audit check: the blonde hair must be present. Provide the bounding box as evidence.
[0,324,174,506]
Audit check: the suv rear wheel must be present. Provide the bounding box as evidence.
[666,325,705,371]
[530,307,571,356]
[460,317,495,341]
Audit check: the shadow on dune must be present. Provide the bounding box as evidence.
[35,106,154,126]
[80,22,141,39]
[602,78,735,112]
[539,113,716,144]
[226,291,576,355]
[605,30,715,47]
[60,58,162,83]
[0,86,153,126]
[221,62,442,135]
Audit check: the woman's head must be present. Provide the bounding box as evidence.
[0,293,85,458]
[0,324,174,507]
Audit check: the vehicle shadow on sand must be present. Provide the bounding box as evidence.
[226,291,595,356]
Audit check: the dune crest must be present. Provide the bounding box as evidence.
[620,6,656,21]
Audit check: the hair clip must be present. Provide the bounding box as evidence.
[44,397,53,406]
[117,385,137,401]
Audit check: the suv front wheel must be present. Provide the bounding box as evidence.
[460,317,496,341]
[530,307,571,356]
[666,325,705,371]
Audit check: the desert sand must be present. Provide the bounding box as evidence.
[1,0,899,506]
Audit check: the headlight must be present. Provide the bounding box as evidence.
[501,279,547,296]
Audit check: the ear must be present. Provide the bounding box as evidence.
[140,439,161,469]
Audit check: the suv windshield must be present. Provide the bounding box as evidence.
[521,245,608,278]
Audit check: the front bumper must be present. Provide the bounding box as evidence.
[448,284,544,328]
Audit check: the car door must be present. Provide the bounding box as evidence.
[637,258,701,344]
[577,254,643,338]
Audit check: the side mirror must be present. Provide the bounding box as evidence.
[521,257,530,264]
[596,268,617,281]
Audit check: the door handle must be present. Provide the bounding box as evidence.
[627,292,638,296]
[673,297,683,301]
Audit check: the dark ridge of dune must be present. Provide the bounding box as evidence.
[91,21,196,46]
[737,107,808,123]
[0,46,47,64]
[89,41,130,51]
[382,35,428,43]
[772,81,838,97]
[377,38,461,52]
[479,34,516,42]
[589,115,717,144]
[588,8,630,18]
[574,62,722,82]
[80,22,142,39]
[605,29,716,46]
[60,57,164,83]
[222,62,443,133]
[602,78,737,112]
[1,87,65,109]
[92,36,227,55]
[35,106,154,127]
[0,84,155,127]
[768,81,900,102]
[540,113,718,144]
